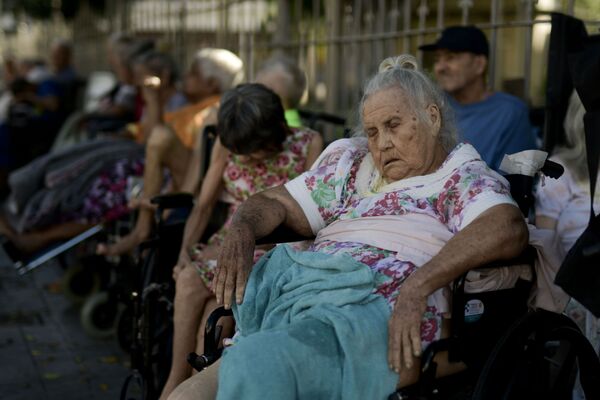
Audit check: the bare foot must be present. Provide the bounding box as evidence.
[96,229,150,257]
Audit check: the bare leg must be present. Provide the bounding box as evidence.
[159,264,213,400]
[97,124,191,256]
[167,359,220,400]
[0,215,93,254]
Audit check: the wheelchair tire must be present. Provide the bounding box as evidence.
[472,310,584,400]
[116,305,134,354]
[62,260,102,303]
[80,291,123,339]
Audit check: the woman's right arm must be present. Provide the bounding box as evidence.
[177,139,229,266]
[214,185,313,308]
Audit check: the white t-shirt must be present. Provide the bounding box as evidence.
[535,155,600,256]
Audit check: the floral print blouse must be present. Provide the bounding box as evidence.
[284,138,515,347]
[193,127,318,285]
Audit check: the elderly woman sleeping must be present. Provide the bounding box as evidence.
[208,55,527,399]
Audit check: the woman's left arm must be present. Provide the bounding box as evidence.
[388,203,528,372]
[305,133,324,168]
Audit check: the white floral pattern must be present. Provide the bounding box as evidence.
[286,138,515,348]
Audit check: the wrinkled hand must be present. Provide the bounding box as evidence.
[388,287,427,372]
[214,224,255,309]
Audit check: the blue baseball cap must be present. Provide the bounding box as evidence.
[419,26,489,57]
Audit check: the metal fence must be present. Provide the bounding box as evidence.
[6,0,599,122]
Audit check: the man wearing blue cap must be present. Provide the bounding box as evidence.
[420,26,537,171]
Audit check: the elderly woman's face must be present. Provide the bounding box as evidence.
[363,88,442,181]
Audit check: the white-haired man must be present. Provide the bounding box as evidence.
[255,55,307,127]
[98,48,244,255]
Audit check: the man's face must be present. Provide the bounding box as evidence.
[255,68,290,109]
[184,61,216,101]
[433,49,486,95]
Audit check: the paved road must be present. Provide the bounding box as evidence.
[0,247,130,400]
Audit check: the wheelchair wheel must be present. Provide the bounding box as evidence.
[61,258,103,303]
[116,304,134,354]
[120,370,145,400]
[80,291,124,338]
[472,310,598,400]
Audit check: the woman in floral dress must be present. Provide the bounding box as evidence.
[160,83,323,399]
[203,55,527,400]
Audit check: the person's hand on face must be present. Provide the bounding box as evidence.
[363,88,442,182]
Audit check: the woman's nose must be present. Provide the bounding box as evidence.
[376,131,393,150]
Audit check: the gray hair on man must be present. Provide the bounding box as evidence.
[358,54,457,152]
[256,55,306,109]
[194,48,244,92]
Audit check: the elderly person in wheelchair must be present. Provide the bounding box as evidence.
[171,54,529,399]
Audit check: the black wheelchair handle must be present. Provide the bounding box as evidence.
[187,352,216,372]
[150,192,194,210]
[541,159,564,179]
[583,242,600,258]
[186,307,234,372]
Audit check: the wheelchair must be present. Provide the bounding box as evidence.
[186,157,600,399]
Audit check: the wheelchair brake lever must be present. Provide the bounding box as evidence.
[541,159,564,179]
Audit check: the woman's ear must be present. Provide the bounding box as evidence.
[426,104,441,135]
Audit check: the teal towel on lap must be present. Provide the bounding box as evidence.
[217,244,399,400]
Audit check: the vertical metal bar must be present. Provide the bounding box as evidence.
[388,0,400,57]
[353,0,363,110]
[296,0,303,65]
[567,0,575,15]
[325,0,342,115]
[523,0,534,102]
[417,0,429,66]
[275,0,291,51]
[489,0,499,91]
[403,0,411,53]
[308,0,320,104]
[437,0,444,30]
[459,0,472,25]
[179,0,187,71]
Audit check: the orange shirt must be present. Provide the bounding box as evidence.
[131,95,220,149]
[164,95,220,149]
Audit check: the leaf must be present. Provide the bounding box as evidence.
[100,355,118,364]
[43,372,61,380]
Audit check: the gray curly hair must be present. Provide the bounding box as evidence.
[357,54,457,152]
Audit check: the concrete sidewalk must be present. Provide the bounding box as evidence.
[0,248,129,399]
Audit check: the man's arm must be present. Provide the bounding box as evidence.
[214,185,312,308]
[388,204,528,372]
[138,85,164,142]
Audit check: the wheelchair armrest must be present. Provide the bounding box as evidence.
[255,225,314,245]
[150,192,194,210]
[478,245,537,270]
[297,109,346,126]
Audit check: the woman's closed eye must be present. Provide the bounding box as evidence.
[366,127,378,138]
[385,118,401,130]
